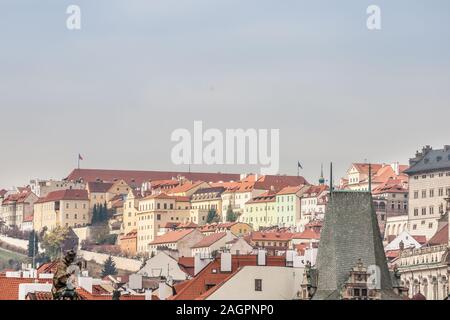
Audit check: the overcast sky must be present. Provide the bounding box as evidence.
[1,0,449,188]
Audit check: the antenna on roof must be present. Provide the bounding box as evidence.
[329,162,333,200]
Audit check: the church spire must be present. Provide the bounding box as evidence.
[319,163,325,185]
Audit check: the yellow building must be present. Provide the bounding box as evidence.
[167,181,210,197]
[122,189,141,235]
[33,189,90,232]
[136,193,201,254]
[240,191,277,230]
[191,186,225,216]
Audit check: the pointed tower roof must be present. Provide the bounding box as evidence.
[312,191,399,299]
[319,163,325,185]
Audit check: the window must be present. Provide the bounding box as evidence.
[422,190,426,198]
[412,224,417,230]
[428,222,433,229]
[439,188,444,197]
[414,191,418,199]
[429,206,434,215]
[255,279,262,291]
[421,207,426,215]
[429,189,434,197]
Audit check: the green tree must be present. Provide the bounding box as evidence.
[101,255,118,277]
[206,209,220,223]
[102,202,109,222]
[27,230,39,258]
[92,204,99,224]
[40,226,69,260]
[226,205,237,222]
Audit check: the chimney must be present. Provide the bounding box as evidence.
[257,249,267,266]
[444,145,450,152]
[220,252,232,272]
[78,276,93,293]
[144,289,153,300]
[194,253,213,275]
[158,281,170,300]
[129,274,143,290]
[391,162,400,176]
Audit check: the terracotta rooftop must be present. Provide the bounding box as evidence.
[427,224,448,246]
[87,181,114,193]
[250,231,293,242]
[0,276,51,300]
[169,255,286,300]
[292,228,321,240]
[35,189,88,203]
[149,228,197,245]
[65,168,239,185]
[191,232,227,248]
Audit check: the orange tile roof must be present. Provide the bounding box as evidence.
[169,255,286,300]
[292,228,321,240]
[65,168,239,185]
[250,231,293,241]
[168,181,206,194]
[276,185,304,195]
[120,229,137,240]
[0,276,51,300]
[192,232,227,248]
[35,189,88,203]
[427,224,448,246]
[150,229,196,245]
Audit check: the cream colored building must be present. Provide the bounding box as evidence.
[33,189,90,232]
[29,179,85,198]
[190,186,225,216]
[275,185,308,229]
[404,145,450,240]
[122,189,141,235]
[136,193,207,254]
[0,190,38,230]
[239,192,276,230]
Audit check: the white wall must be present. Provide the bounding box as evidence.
[78,249,141,272]
[207,266,304,300]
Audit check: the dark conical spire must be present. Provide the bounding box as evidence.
[319,163,325,185]
[312,191,399,300]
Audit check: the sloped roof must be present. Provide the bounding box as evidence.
[65,168,239,185]
[149,229,196,245]
[313,192,398,300]
[191,232,227,248]
[0,276,51,300]
[169,255,286,300]
[35,189,88,203]
[404,147,450,174]
[87,181,114,193]
[427,224,448,246]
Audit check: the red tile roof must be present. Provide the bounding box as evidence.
[276,185,304,195]
[120,229,137,240]
[87,181,114,193]
[37,261,59,274]
[427,224,448,246]
[169,255,286,300]
[192,232,227,249]
[168,181,206,194]
[36,189,88,203]
[0,276,51,300]
[250,231,293,241]
[65,168,239,185]
[292,228,321,240]
[178,257,195,277]
[150,229,197,245]
[2,190,35,205]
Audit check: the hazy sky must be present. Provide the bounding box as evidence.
[1,0,449,188]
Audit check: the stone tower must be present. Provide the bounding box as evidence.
[311,191,399,299]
